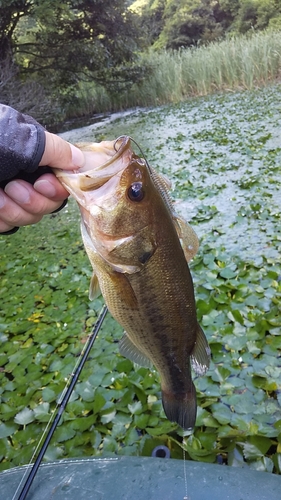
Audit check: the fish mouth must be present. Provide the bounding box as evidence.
[55,135,133,191]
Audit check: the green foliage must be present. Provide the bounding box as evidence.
[80,29,281,115]
[0,0,145,123]
[1,84,281,473]
[131,0,167,46]
[133,0,281,49]
[2,0,281,127]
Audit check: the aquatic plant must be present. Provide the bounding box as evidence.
[0,84,280,473]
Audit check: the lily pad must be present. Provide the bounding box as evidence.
[14,408,35,426]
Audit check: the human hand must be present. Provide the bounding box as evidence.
[0,131,84,233]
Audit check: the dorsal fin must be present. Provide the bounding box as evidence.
[149,166,174,215]
[173,215,199,262]
[148,166,199,262]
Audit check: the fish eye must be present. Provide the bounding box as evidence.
[127,182,144,202]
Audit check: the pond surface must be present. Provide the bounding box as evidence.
[60,85,281,265]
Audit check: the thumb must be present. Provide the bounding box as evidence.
[39,131,85,170]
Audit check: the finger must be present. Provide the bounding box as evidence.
[39,132,85,170]
[0,219,15,233]
[4,180,64,217]
[0,187,43,228]
[33,173,70,201]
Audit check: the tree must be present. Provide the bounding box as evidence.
[133,0,232,49]
[133,0,281,50]
[149,0,225,49]
[131,0,166,46]
[0,1,144,99]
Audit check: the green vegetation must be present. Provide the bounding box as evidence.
[1,84,281,473]
[133,0,281,49]
[81,29,281,113]
[0,0,145,124]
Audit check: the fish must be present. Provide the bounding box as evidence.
[54,136,210,430]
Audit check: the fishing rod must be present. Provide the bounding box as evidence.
[14,304,108,500]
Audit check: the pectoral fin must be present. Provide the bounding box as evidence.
[106,272,139,310]
[119,332,153,369]
[191,324,211,376]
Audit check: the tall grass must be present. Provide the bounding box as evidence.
[73,29,281,116]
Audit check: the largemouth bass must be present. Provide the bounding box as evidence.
[54,136,210,430]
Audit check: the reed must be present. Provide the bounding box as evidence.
[76,29,281,115]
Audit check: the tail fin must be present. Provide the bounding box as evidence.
[161,383,197,430]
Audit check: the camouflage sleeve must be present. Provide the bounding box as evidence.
[0,104,46,182]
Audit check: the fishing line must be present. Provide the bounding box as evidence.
[114,135,152,172]
[182,433,190,500]
[12,304,108,500]
[183,448,189,500]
